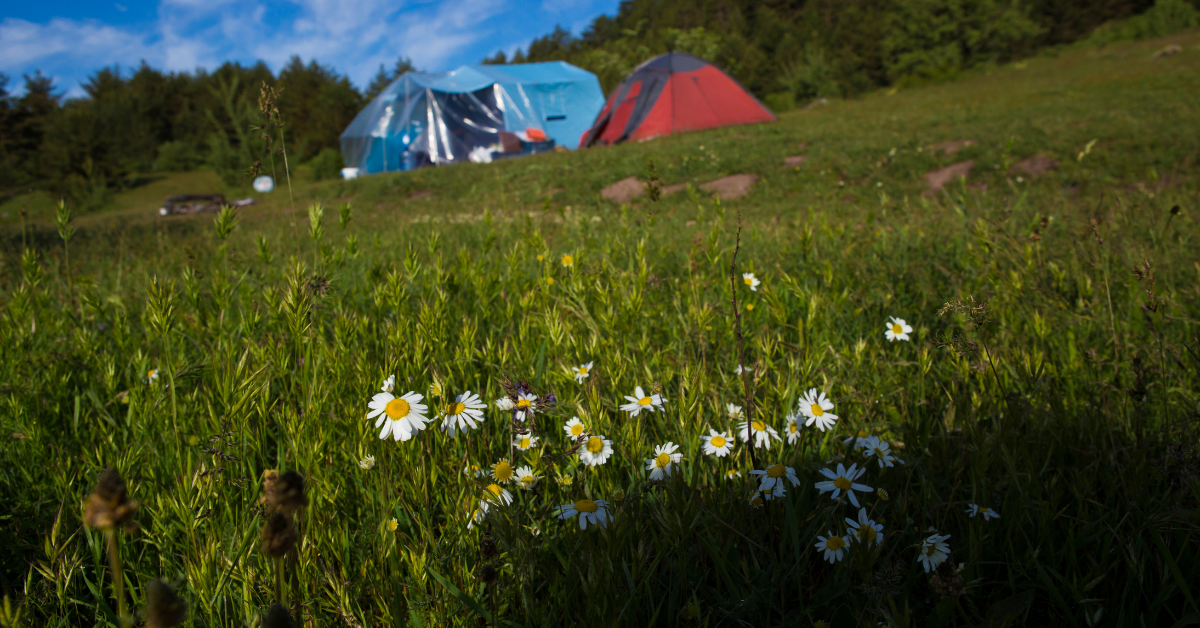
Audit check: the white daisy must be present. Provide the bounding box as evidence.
[750,463,800,497]
[463,463,485,477]
[620,386,665,416]
[491,459,515,484]
[358,455,376,470]
[513,433,540,451]
[725,469,742,480]
[734,364,751,376]
[578,435,613,466]
[815,532,850,564]
[885,317,913,342]
[862,437,903,468]
[494,397,515,411]
[515,466,540,490]
[381,374,395,393]
[738,419,781,449]
[742,272,760,291]
[467,502,489,530]
[563,417,587,439]
[439,391,486,437]
[918,533,951,572]
[646,442,682,480]
[966,504,1000,521]
[843,429,873,449]
[845,508,884,547]
[367,390,429,442]
[700,430,734,457]
[573,362,593,383]
[556,499,610,530]
[785,412,803,444]
[514,392,537,420]
[748,490,769,508]
[726,403,744,421]
[147,369,160,383]
[814,463,873,507]
[482,483,513,507]
[799,388,838,432]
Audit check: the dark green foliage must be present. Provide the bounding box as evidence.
[308,147,345,181]
[0,59,362,205]
[506,0,1190,102]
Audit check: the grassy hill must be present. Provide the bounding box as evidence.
[0,30,1198,628]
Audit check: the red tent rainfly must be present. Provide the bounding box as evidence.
[581,52,776,147]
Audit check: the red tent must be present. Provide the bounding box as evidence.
[581,52,775,147]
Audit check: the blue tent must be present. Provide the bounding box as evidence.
[340,61,604,174]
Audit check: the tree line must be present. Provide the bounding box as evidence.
[492,0,1194,109]
[2,0,1195,210]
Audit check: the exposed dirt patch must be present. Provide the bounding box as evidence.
[699,174,759,200]
[1009,155,1058,177]
[600,176,645,203]
[1153,44,1182,59]
[784,155,808,167]
[405,190,431,202]
[932,140,976,156]
[661,183,689,197]
[923,160,974,196]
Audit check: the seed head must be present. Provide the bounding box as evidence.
[929,561,965,598]
[84,469,139,531]
[260,513,297,557]
[262,603,296,628]
[480,536,498,558]
[478,564,498,585]
[144,579,187,628]
[263,470,307,515]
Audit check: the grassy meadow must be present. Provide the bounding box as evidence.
[2,30,1200,628]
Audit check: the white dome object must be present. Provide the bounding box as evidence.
[253,176,275,193]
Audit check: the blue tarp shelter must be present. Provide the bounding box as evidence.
[340,61,605,173]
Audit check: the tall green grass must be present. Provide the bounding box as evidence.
[1,30,1199,628]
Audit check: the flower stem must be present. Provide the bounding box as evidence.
[104,530,129,628]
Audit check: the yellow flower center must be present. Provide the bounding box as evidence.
[387,519,398,531]
[789,423,798,433]
[612,490,625,500]
[577,366,588,375]
[520,437,531,448]
[751,421,765,432]
[147,370,156,377]
[858,525,877,543]
[767,464,786,478]
[571,424,585,436]
[586,436,604,454]
[923,544,938,557]
[561,254,573,266]
[727,470,738,477]
[825,536,845,550]
[574,499,598,514]
[520,475,536,485]
[834,477,851,490]
[385,398,411,420]
[655,452,671,468]
[746,303,754,311]
[710,435,727,448]
[516,398,532,409]
[878,489,890,501]
[858,429,868,438]
[546,277,554,285]
[892,323,903,334]
[744,276,754,285]
[448,402,465,415]
[637,396,652,406]
[493,461,513,482]
[537,255,544,261]
[810,404,824,417]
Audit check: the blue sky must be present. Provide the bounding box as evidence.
[1,0,620,97]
